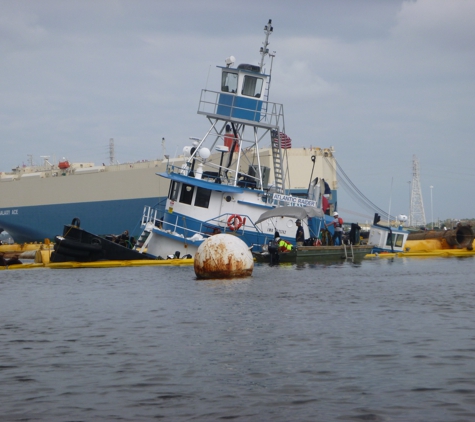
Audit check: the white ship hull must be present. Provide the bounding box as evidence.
[0,148,337,243]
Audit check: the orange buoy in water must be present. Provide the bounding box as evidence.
[194,234,253,279]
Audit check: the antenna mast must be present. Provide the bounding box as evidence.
[409,154,426,227]
[260,20,275,105]
[259,19,273,72]
[161,137,166,160]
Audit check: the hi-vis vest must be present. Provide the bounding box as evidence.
[279,239,293,252]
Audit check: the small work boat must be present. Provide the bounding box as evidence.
[50,218,156,263]
[252,244,372,264]
[251,206,372,264]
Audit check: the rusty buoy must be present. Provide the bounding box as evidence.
[194,234,254,279]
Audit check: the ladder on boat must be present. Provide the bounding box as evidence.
[134,230,152,254]
[271,130,284,193]
[343,243,354,262]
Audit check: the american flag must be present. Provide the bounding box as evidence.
[272,132,292,149]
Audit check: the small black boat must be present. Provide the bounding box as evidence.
[50,218,156,263]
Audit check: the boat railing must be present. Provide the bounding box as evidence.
[140,205,266,243]
[164,213,254,238]
[140,206,160,228]
[163,161,223,181]
[163,161,258,190]
[197,89,284,128]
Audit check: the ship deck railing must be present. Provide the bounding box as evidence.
[140,206,267,243]
[197,89,285,129]
[163,161,269,191]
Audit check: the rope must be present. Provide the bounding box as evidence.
[324,156,396,221]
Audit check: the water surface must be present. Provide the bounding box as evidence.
[1,257,475,421]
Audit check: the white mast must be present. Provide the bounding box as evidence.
[259,19,273,72]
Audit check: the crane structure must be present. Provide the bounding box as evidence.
[409,154,426,227]
[109,138,115,165]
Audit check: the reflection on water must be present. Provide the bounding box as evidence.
[1,258,475,421]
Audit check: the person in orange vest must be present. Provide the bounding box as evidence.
[274,231,293,252]
[224,124,240,152]
[326,211,343,245]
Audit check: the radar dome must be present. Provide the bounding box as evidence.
[199,148,211,159]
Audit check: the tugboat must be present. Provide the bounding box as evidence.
[367,213,410,254]
[133,20,332,259]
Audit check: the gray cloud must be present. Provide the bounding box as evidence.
[1,0,474,221]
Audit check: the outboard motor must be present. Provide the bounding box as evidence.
[268,240,280,265]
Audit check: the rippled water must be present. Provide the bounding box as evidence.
[1,257,475,421]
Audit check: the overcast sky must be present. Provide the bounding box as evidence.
[1,0,474,223]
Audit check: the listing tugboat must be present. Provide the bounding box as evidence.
[50,218,156,262]
[133,20,338,260]
[367,213,410,254]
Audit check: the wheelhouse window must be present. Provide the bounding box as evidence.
[386,233,405,247]
[385,234,393,247]
[195,187,211,209]
[242,75,263,97]
[179,184,194,205]
[168,181,179,201]
[221,71,238,93]
[394,234,405,247]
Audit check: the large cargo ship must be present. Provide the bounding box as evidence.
[0,147,338,243]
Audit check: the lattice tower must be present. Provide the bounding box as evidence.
[109,138,115,165]
[409,155,426,227]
